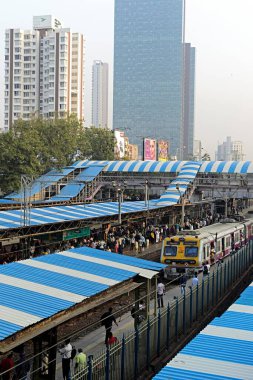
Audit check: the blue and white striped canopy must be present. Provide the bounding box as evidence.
[0,247,165,341]
[0,201,161,230]
[157,162,202,205]
[80,160,253,174]
[153,281,253,380]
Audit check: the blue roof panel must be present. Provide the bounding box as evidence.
[153,367,239,380]
[70,247,166,271]
[34,254,136,281]
[0,247,162,341]
[0,283,73,318]
[210,311,253,331]
[0,262,108,296]
[0,320,23,341]
[154,279,253,379]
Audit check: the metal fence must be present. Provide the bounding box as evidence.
[72,242,253,380]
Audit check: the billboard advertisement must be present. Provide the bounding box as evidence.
[114,130,125,159]
[158,140,169,161]
[33,16,62,30]
[128,144,138,160]
[143,138,157,160]
[124,136,129,159]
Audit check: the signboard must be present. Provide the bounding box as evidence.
[124,136,129,159]
[128,144,138,160]
[158,140,169,161]
[114,130,125,159]
[63,227,90,241]
[33,15,62,30]
[143,138,157,160]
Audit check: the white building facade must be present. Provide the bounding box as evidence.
[92,60,109,128]
[4,16,84,131]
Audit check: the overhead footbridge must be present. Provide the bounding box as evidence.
[1,160,253,217]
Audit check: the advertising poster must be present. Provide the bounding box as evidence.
[143,138,157,160]
[158,140,169,161]
[128,144,138,160]
[114,130,125,159]
[124,136,129,159]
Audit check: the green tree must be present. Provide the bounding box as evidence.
[202,152,211,161]
[0,118,115,194]
[81,127,115,161]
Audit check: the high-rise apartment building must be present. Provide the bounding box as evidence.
[216,136,245,161]
[92,60,109,128]
[4,16,84,131]
[113,0,195,158]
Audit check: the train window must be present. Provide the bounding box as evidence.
[216,240,221,252]
[203,246,206,260]
[235,232,239,242]
[185,247,198,257]
[164,246,177,257]
[225,236,231,247]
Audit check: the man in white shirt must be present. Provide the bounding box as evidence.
[59,339,72,380]
[157,280,166,308]
[192,273,199,287]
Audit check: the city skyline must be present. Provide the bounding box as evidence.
[1,0,253,159]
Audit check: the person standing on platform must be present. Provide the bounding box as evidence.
[0,352,14,380]
[157,279,166,308]
[74,348,86,374]
[192,273,199,287]
[101,307,118,344]
[180,273,187,295]
[58,339,72,380]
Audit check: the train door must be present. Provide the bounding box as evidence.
[221,237,225,256]
[231,232,235,250]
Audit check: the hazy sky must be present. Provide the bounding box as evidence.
[1,0,253,159]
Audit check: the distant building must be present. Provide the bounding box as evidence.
[113,0,195,158]
[183,43,196,160]
[193,140,202,161]
[4,15,84,131]
[216,136,245,161]
[92,60,109,128]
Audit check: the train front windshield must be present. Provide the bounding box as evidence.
[164,246,177,256]
[185,247,198,257]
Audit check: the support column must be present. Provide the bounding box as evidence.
[32,328,58,380]
[145,278,151,319]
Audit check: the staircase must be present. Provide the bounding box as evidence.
[156,161,202,205]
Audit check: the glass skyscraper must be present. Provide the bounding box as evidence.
[113,0,195,159]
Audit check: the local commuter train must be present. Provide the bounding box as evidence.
[161,219,253,277]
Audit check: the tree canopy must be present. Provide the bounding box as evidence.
[0,116,115,194]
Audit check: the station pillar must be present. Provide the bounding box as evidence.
[32,327,57,380]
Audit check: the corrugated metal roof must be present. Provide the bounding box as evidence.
[6,167,75,199]
[154,282,253,380]
[0,247,165,341]
[50,165,106,201]
[0,201,162,230]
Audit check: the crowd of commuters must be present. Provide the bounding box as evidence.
[0,208,222,265]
